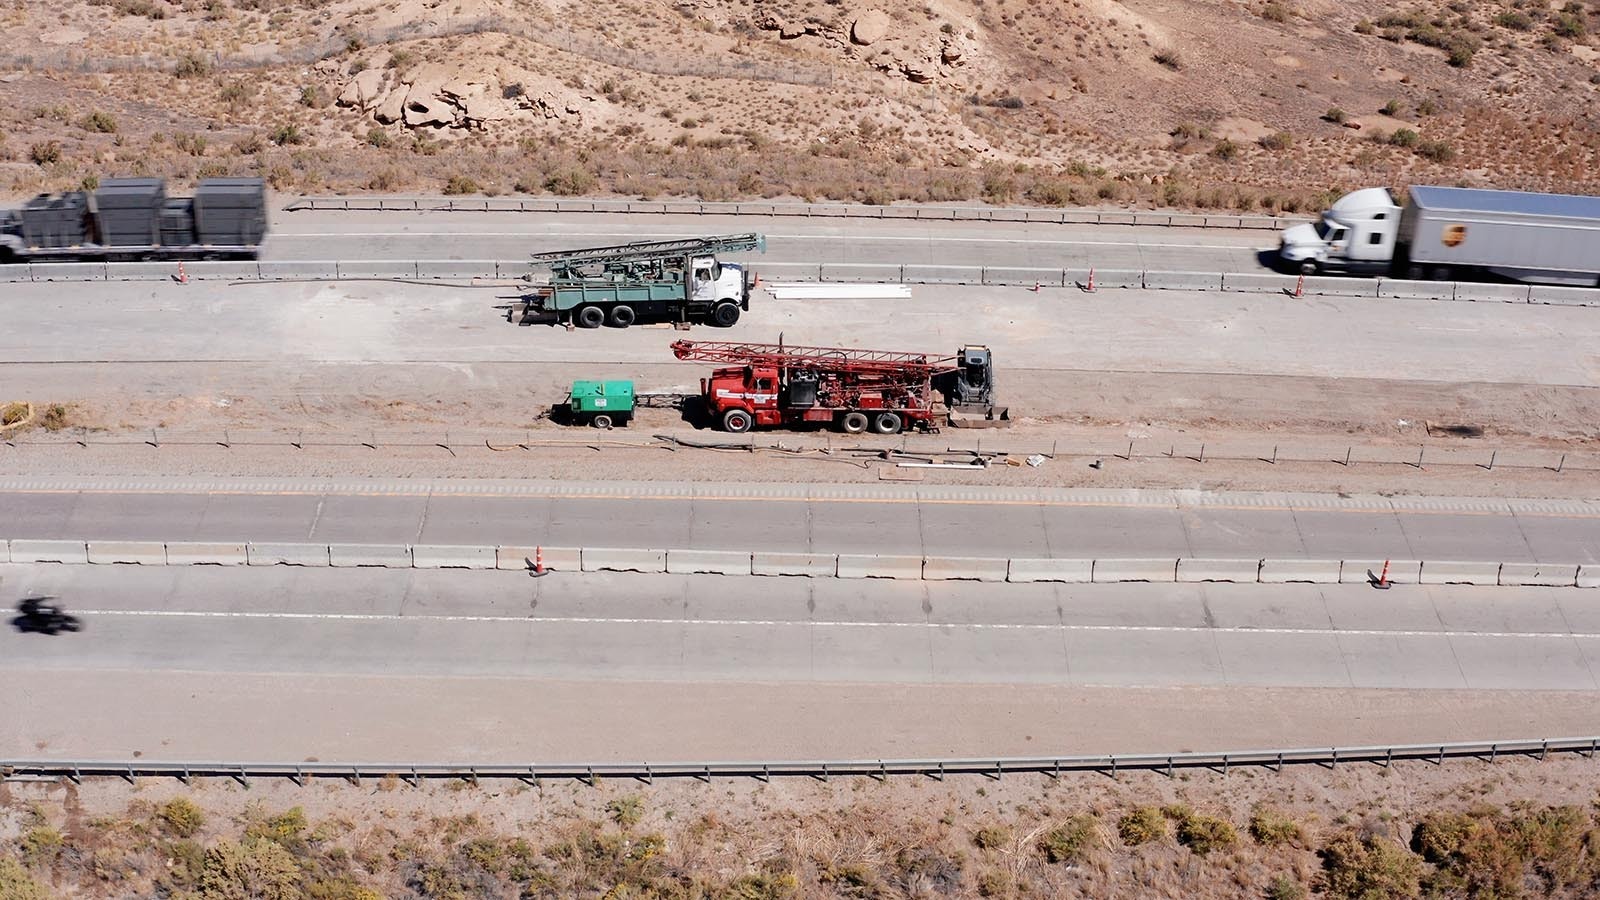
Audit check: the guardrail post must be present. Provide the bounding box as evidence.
[585,767,596,786]
[934,762,944,782]
[235,766,249,788]
[1109,756,1118,780]
[349,767,361,786]
[820,763,829,783]
[758,764,769,784]
[1383,748,1392,769]
[290,768,302,786]
[1048,760,1059,779]
[1274,752,1283,773]
[405,768,420,787]
[642,765,651,786]
[1165,757,1174,779]
[179,767,191,785]
[68,768,81,785]
[1540,741,1548,761]
[123,767,135,785]
[1489,743,1498,763]
[1221,754,1229,776]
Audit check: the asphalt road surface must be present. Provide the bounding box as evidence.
[4,478,1597,564]
[4,564,1597,760]
[260,209,1276,272]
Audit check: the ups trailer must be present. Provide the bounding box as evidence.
[1278,185,1600,286]
[671,339,1008,435]
[0,176,268,263]
[511,233,764,329]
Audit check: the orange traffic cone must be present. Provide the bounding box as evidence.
[175,262,188,284]
[1083,268,1097,293]
[1293,273,1304,298]
[1031,281,1042,293]
[1373,559,1391,590]
[529,546,548,577]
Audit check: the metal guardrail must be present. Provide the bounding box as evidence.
[281,195,1294,229]
[3,539,1595,588]
[6,738,1597,785]
[2,259,1596,307]
[5,427,1596,476]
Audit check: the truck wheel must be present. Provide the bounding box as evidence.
[722,409,754,433]
[608,305,636,328]
[1298,260,1318,276]
[591,414,613,430]
[872,412,903,435]
[840,412,869,434]
[576,306,605,329]
[711,302,741,327]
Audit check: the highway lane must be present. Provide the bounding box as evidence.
[4,479,1598,564]
[259,210,1276,271]
[2,565,1596,692]
[7,565,1596,761]
[1,279,1595,390]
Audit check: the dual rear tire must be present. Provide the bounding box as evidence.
[840,411,902,435]
[573,304,638,329]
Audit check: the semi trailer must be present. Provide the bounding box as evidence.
[671,339,1007,434]
[0,177,268,263]
[511,233,765,328]
[1278,186,1600,286]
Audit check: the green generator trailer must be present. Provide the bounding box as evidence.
[565,380,635,428]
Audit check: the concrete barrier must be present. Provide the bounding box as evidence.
[1069,268,1142,290]
[900,265,983,285]
[1453,283,1530,303]
[818,264,902,283]
[836,554,923,579]
[1338,560,1422,585]
[1528,285,1600,307]
[751,552,838,577]
[495,546,581,571]
[981,267,1064,287]
[417,260,499,280]
[0,265,31,283]
[411,544,497,569]
[30,262,107,281]
[1498,562,1579,587]
[185,261,265,281]
[1092,558,1178,583]
[1177,558,1261,583]
[1222,272,1301,294]
[1258,559,1343,584]
[667,549,753,576]
[104,262,177,282]
[1005,558,1094,583]
[1377,279,1453,301]
[754,262,822,282]
[336,261,419,280]
[0,541,8,563]
[258,261,340,280]
[1419,560,1502,585]
[922,556,1010,582]
[1299,275,1379,298]
[582,548,667,573]
[246,543,331,567]
[86,541,167,565]
[9,540,89,563]
[163,542,248,565]
[1144,270,1225,292]
[1579,565,1600,589]
[328,543,413,567]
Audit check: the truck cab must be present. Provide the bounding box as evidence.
[1278,188,1401,275]
[703,364,786,430]
[689,256,745,306]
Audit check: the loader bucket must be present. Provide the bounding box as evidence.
[947,405,1011,429]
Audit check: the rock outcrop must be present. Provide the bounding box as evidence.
[337,56,584,130]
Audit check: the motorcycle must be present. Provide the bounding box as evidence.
[14,597,82,636]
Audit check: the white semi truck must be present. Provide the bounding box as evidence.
[1278,186,1600,287]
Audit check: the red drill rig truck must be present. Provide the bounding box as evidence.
[669,339,1007,434]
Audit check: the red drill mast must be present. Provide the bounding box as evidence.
[668,340,960,378]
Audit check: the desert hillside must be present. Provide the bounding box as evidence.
[0,0,1597,209]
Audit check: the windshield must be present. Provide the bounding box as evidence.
[1314,218,1336,240]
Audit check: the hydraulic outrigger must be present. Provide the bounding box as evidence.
[511,233,765,329]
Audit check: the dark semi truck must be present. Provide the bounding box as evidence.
[0,177,268,263]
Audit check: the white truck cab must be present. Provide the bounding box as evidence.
[1278,187,1402,275]
[690,256,745,304]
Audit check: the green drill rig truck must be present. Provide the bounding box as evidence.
[509,233,766,329]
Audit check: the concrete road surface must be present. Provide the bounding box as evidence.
[2,278,1596,390]
[260,209,1275,272]
[3,478,1597,564]
[3,564,1597,761]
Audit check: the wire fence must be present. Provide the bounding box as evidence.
[3,427,1595,477]
[5,737,1597,787]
